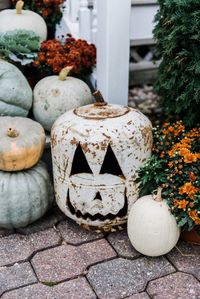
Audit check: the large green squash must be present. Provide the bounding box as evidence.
[0,161,53,229]
[0,60,32,116]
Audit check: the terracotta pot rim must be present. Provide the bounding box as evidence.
[180,226,200,245]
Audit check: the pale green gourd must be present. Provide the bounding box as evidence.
[0,60,32,117]
[0,161,53,229]
[33,67,93,132]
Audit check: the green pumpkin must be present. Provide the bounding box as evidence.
[0,60,32,117]
[0,161,53,229]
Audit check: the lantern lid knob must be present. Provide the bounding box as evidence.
[93,90,107,106]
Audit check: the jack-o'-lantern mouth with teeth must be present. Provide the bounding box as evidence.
[65,142,128,222]
[67,187,128,222]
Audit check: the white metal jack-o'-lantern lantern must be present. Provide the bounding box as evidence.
[51,91,152,232]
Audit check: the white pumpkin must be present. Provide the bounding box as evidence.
[127,188,180,256]
[0,1,47,41]
[33,67,93,132]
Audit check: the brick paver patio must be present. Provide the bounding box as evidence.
[0,205,199,299]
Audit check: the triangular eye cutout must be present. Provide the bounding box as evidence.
[94,191,102,201]
[70,143,93,175]
[100,144,124,176]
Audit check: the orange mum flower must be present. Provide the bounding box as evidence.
[41,8,51,17]
[195,219,200,225]
[33,60,40,66]
[189,172,197,182]
[189,202,195,208]
[168,126,174,133]
[162,122,185,136]
[174,199,188,210]
[38,52,46,62]
[179,148,190,156]
[184,153,198,163]
[179,182,199,199]
[168,142,191,157]
[160,152,164,158]
[173,125,185,136]
[186,127,200,138]
[188,210,200,224]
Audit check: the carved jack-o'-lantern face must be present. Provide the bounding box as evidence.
[51,101,153,232]
[67,143,128,228]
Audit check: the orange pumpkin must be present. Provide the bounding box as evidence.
[0,116,45,171]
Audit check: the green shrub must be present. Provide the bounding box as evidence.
[153,0,200,127]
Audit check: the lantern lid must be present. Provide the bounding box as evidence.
[74,104,130,120]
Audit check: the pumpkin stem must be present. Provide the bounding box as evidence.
[7,128,19,138]
[58,66,73,81]
[153,187,163,202]
[16,0,24,14]
[93,90,107,106]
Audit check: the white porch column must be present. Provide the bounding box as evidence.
[91,0,97,45]
[97,0,131,105]
[79,0,91,42]
[69,0,80,22]
[56,0,79,39]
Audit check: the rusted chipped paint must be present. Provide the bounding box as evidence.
[81,143,91,153]
[51,132,57,149]
[70,137,79,146]
[74,104,130,119]
[51,103,152,231]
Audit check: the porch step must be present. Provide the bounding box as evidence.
[129,60,160,86]
[88,0,157,6]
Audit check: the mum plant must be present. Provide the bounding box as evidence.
[33,35,96,77]
[153,0,200,127]
[138,121,200,232]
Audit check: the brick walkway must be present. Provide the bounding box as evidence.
[0,205,199,299]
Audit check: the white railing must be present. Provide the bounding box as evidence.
[56,0,158,105]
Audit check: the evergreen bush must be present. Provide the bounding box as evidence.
[153,0,200,127]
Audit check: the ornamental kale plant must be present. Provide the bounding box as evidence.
[138,121,200,231]
[0,30,40,65]
[153,0,200,127]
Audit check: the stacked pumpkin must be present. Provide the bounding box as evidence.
[0,55,94,228]
[0,2,94,229]
[0,117,54,229]
[0,60,53,229]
